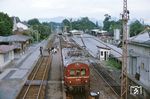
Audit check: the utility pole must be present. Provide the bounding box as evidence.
[121,0,129,99]
[51,23,53,33]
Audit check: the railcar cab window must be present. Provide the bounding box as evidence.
[76,69,80,76]
[81,69,86,76]
[70,69,75,76]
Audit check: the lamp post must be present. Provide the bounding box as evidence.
[70,18,72,31]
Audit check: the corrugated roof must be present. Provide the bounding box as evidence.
[129,31,150,43]
[0,35,32,42]
[0,45,15,53]
[73,34,122,61]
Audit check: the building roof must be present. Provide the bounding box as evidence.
[73,34,122,61]
[96,46,111,50]
[0,45,15,53]
[69,30,83,35]
[129,31,150,47]
[91,29,107,34]
[0,35,32,42]
[70,30,79,33]
[17,22,28,30]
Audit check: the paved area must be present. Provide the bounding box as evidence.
[0,40,48,99]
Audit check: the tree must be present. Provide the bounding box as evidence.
[103,14,111,31]
[71,17,96,31]
[27,18,40,25]
[129,20,144,37]
[0,12,13,36]
[27,19,51,40]
[96,21,99,28]
[31,23,51,40]
[62,19,70,27]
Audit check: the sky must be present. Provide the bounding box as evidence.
[0,0,150,24]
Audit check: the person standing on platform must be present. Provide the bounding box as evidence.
[47,48,51,55]
[40,47,43,56]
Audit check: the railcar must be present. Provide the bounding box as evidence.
[62,47,90,91]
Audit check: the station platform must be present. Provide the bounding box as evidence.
[0,40,48,99]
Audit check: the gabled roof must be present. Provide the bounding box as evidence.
[0,45,15,53]
[129,31,150,47]
[96,46,111,50]
[129,31,150,42]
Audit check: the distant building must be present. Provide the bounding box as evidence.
[69,30,83,36]
[0,45,15,71]
[128,31,150,98]
[91,29,113,43]
[91,29,107,36]
[12,17,28,33]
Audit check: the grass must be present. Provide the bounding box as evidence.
[106,58,122,69]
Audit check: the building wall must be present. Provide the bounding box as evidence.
[128,43,150,87]
[128,44,150,56]
[0,54,4,67]
[0,50,14,70]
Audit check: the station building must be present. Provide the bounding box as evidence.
[0,35,32,54]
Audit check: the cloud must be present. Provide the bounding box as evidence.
[0,0,149,22]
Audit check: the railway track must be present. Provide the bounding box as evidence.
[91,62,121,98]
[17,56,51,99]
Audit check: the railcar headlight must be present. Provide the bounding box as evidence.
[69,81,71,83]
[85,80,87,83]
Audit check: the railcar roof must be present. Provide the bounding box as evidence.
[62,48,89,67]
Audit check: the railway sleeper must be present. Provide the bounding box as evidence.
[25,80,47,86]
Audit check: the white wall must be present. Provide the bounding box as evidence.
[98,48,110,61]
[0,50,14,70]
[114,29,120,40]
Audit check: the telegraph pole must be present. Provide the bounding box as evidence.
[121,0,129,99]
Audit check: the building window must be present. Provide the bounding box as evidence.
[4,53,9,62]
[141,63,144,69]
[101,51,103,56]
